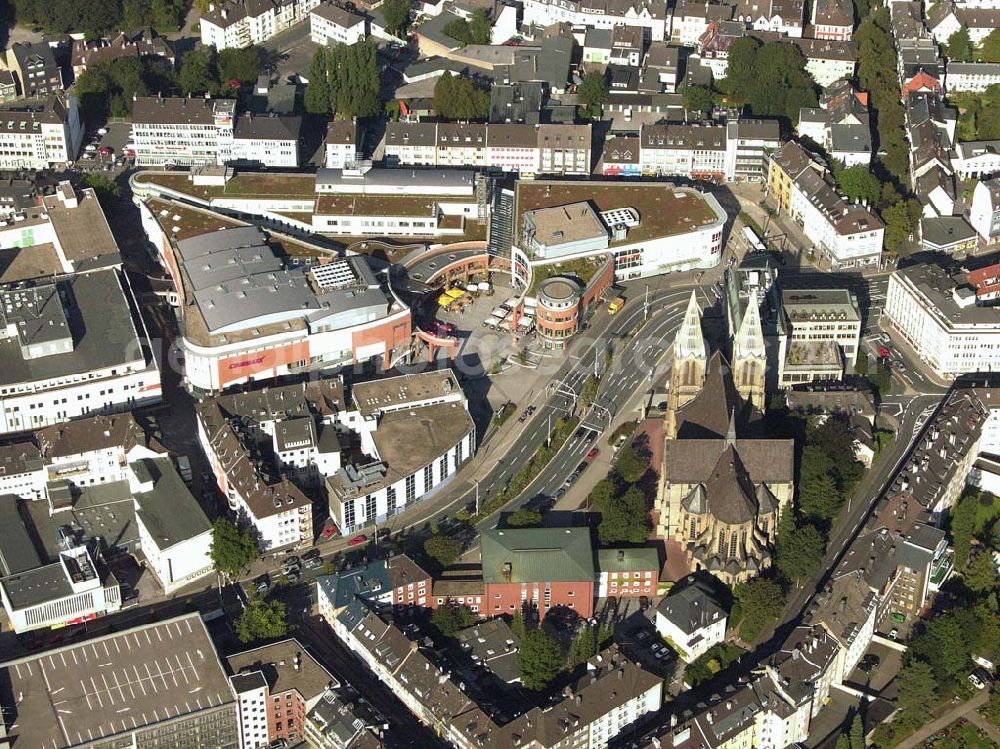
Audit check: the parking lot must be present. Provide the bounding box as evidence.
[76,122,133,171]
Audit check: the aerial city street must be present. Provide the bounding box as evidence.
[1,0,1000,746]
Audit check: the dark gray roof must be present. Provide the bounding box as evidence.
[1,560,75,609]
[920,216,975,248]
[0,495,41,576]
[230,670,268,694]
[234,114,302,142]
[134,458,212,551]
[0,270,148,388]
[584,28,613,49]
[830,123,872,152]
[656,580,728,635]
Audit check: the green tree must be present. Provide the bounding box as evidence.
[431,604,476,637]
[218,46,265,89]
[443,9,490,45]
[235,597,288,643]
[578,72,609,113]
[733,578,786,642]
[850,713,866,749]
[614,445,649,484]
[567,626,597,667]
[775,520,825,583]
[507,508,543,527]
[681,84,715,116]
[579,376,598,410]
[179,45,219,96]
[595,485,650,544]
[983,29,1000,63]
[951,488,979,568]
[511,608,527,641]
[798,445,842,522]
[518,629,564,690]
[424,533,462,568]
[305,48,331,115]
[81,173,122,212]
[983,689,1000,727]
[380,0,411,37]
[894,660,937,729]
[836,165,882,206]
[965,550,1000,595]
[209,518,258,577]
[433,72,490,120]
[946,27,975,62]
[909,614,971,685]
[721,40,817,124]
[836,735,851,749]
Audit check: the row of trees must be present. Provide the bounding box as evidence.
[720,39,818,125]
[305,42,382,118]
[434,72,489,120]
[14,0,185,35]
[75,45,268,122]
[855,9,909,183]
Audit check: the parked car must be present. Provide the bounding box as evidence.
[282,555,301,569]
[254,574,270,594]
[348,534,368,546]
[284,568,301,583]
[888,628,899,640]
[302,548,321,561]
[586,447,600,461]
[969,668,993,690]
[321,522,340,539]
[877,345,891,359]
[304,556,323,569]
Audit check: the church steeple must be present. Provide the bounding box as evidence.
[733,291,767,410]
[665,290,708,438]
[725,408,737,448]
[676,290,707,360]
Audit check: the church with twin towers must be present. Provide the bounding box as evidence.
[656,291,795,586]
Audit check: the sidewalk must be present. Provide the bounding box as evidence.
[892,690,989,749]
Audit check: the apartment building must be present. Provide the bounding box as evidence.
[228,639,334,749]
[768,140,884,269]
[946,61,1000,92]
[201,0,322,50]
[8,42,62,98]
[310,2,367,45]
[231,113,302,167]
[197,380,345,551]
[639,119,780,182]
[326,371,475,535]
[0,613,240,747]
[522,0,670,41]
[324,119,359,168]
[330,602,663,749]
[971,176,1000,240]
[382,121,592,175]
[71,30,175,77]
[811,0,854,39]
[596,547,660,598]
[798,81,873,168]
[0,94,83,169]
[885,262,1000,380]
[654,576,728,661]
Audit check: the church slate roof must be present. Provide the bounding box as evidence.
[674,352,759,439]
[703,445,759,525]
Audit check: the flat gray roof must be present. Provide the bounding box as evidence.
[0,613,235,749]
[315,167,475,193]
[0,269,148,387]
[896,263,1000,327]
[1,560,73,609]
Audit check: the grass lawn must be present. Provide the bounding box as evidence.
[684,642,746,688]
[529,256,607,295]
[924,718,995,749]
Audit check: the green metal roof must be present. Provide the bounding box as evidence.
[480,527,595,584]
[596,547,660,574]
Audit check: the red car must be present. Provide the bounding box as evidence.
[877,346,891,359]
[98,146,113,157]
[586,447,600,461]
[321,524,339,539]
[348,534,368,546]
